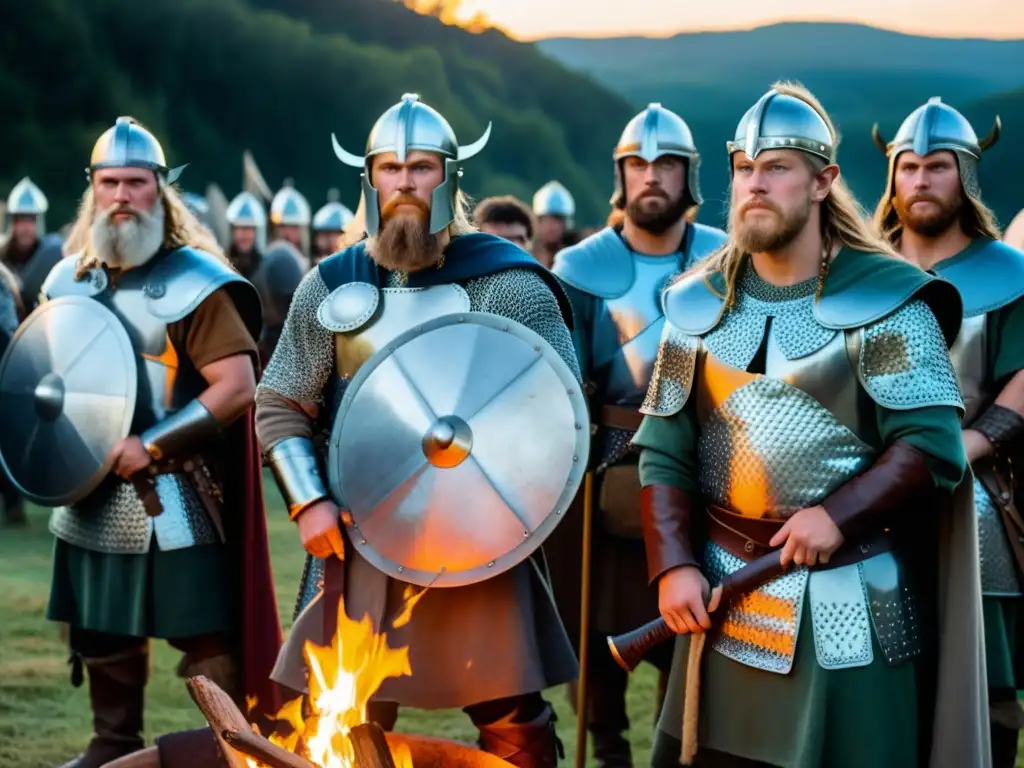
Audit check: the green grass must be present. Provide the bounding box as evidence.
[0,477,660,767]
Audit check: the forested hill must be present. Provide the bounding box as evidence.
[0,0,634,227]
[538,23,1024,229]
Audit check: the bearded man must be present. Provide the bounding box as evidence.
[0,117,282,767]
[547,103,725,767]
[255,94,583,767]
[632,83,988,768]
[0,176,64,316]
[873,97,1023,768]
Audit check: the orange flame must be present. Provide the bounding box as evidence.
[249,598,416,767]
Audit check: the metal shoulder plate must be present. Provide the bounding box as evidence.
[41,253,106,299]
[145,247,262,339]
[816,251,962,346]
[857,299,965,413]
[662,269,728,335]
[933,239,1024,317]
[317,281,380,332]
[686,223,728,269]
[639,321,700,417]
[551,227,634,299]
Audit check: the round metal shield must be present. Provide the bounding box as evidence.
[328,311,590,587]
[0,295,137,506]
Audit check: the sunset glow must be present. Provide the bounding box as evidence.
[445,0,1024,40]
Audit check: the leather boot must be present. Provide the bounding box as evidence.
[477,703,563,768]
[587,666,632,767]
[59,648,148,768]
[177,651,241,708]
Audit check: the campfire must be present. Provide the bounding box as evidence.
[188,593,513,768]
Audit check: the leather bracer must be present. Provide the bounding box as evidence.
[821,439,934,539]
[972,403,1024,457]
[640,484,700,584]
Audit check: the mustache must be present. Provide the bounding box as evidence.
[904,194,944,207]
[382,195,430,218]
[739,197,781,216]
[639,188,669,200]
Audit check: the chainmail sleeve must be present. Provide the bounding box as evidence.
[463,268,582,382]
[254,268,334,451]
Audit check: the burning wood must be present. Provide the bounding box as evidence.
[188,594,417,768]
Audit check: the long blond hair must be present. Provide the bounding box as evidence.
[872,163,1002,245]
[65,182,229,277]
[699,80,899,308]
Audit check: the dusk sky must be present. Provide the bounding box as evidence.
[449,0,1024,40]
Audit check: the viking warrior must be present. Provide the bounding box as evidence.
[532,180,576,268]
[225,190,303,366]
[632,83,988,768]
[872,97,1022,767]
[546,102,725,766]
[255,93,587,767]
[0,117,282,767]
[1,176,64,317]
[312,189,355,265]
[269,179,312,266]
[474,195,537,251]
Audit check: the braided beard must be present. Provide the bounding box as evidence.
[90,200,165,270]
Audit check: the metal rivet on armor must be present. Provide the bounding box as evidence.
[573,455,579,462]
[860,544,870,554]
[145,282,166,299]
[575,423,581,430]
[744,541,754,553]
[502,325,509,331]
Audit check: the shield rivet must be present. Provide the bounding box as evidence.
[574,423,581,430]
[487,561,495,567]
[556,509,562,515]
[523,531,529,537]
[573,455,579,462]
[568,390,575,396]
[397,565,405,573]
[145,282,166,299]
[502,325,509,331]
[360,539,366,545]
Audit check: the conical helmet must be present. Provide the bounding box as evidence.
[872,97,1001,199]
[226,191,268,251]
[331,93,491,235]
[532,181,575,226]
[87,116,186,187]
[270,180,311,228]
[727,89,834,165]
[5,177,49,235]
[611,103,703,209]
[313,189,355,232]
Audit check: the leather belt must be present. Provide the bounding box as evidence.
[600,404,644,432]
[705,504,893,571]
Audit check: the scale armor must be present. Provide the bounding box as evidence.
[258,261,580,617]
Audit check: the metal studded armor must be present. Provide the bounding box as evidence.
[646,256,964,673]
[30,249,260,553]
[933,239,1024,596]
[261,250,582,617]
[331,93,491,235]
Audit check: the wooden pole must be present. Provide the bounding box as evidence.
[574,471,594,768]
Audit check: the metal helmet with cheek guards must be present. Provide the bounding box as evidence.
[727,89,835,166]
[611,103,703,210]
[226,191,268,252]
[872,96,1001,201]
[532,181,576,228]
[330,93,491,236]
[87,116,187,188]
[5,177,49,235]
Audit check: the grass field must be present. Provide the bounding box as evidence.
[0,479,661,768]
